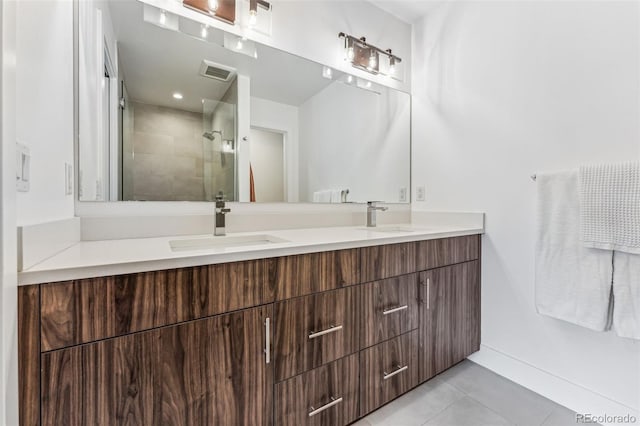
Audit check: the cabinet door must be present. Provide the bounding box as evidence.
[419,261,480,382]
[41,305,273,426]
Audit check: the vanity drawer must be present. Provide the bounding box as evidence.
[359,331,419,416]
[275,354,359,426]
[40,259,276,351]
[361,274,419,349]
[274,249,360,299]
[274,287,360,381]
[416,235,479,270]
[360,242,417,282]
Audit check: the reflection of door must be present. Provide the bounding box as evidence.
[249,128,285,202]
[120,81,134,200]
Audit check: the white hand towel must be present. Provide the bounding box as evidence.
[535,170,614,331]
[330,189,342,203]
[613,252,640,339]
[313,190,331,203]
[579,162,640,254]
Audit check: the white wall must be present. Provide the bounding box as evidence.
[249,128,285,202]
[16,0,74,225]
[250,96,299,201]
[412,0,640,417]
[299,80,411,203]
[1,0,19,423]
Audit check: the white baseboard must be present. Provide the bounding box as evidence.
[469,344,639,426]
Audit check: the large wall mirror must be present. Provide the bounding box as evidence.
[77,0,411,203]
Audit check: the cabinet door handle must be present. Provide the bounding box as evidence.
[308,324,343,339]
[264,317,270,364]
[383,364,408,380]
[308,396,343,417]
[382,305,408,315]
[427,278,430,310]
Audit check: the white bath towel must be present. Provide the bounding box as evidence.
[330,189,342,203]
[313,190,331,203]
[535,170,614,331]
[613,252,640,339]
[579,162,640,254]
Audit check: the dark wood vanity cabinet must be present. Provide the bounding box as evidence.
[19,235,481,426]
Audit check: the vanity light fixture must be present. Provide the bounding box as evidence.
[208,0,219,11]
[338,32,402,77]
[248,0,271,28]
[172,92,184,100]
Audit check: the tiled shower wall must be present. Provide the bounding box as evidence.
[123,102,205,201]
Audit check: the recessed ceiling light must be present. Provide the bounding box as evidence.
[173,92,183,100]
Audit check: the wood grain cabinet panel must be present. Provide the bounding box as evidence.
[40,306,273,426]
[360,274,419,349]
[275,354,359,426]
[360,243,417,282]
[359,331,419,416]
[274,287,359,381]
[416,235,479,271]
[274,249,360,299]
[419,261,480,382]
[18,285,40,426]
[40,259,276,351]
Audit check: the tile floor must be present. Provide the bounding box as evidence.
[353,360,587,426]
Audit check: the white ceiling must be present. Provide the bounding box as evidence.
[108,1,333,113]
[368,1,443,23]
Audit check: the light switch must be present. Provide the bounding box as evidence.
[416,185,426,201]
[399,187,407,202]
[16,143,30,192]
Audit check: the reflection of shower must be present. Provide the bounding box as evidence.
[202,130,223,140]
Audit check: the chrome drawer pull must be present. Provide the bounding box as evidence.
[383,365,408,380]
[308,325,343,339]
[382,305,408,315]
[264,317,270,364]
[308,396,343,417]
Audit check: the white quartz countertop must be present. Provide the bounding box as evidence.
[18,224,483,285]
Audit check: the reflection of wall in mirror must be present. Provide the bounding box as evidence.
[124,102,205,201]
[298,82,410,203]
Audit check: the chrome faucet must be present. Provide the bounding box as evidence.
[214,193,231,236]
[366,201,388,227]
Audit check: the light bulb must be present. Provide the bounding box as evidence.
[368,52,377,69]
[208,0,219,11]
[201,25,208,38]
[346,46,355,61]
[248,10,257,27]
[389,57,396,75]
[159,10,167,25]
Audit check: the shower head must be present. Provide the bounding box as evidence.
[202,130,223,140]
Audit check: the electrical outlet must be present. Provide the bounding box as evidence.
[416,185,426,201]
[399,187,407,202]
[64,163,73,195]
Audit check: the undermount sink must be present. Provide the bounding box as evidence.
[169,235,289,252]
[359,226,417,233]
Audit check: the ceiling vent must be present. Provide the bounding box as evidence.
[199,60,236,82]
